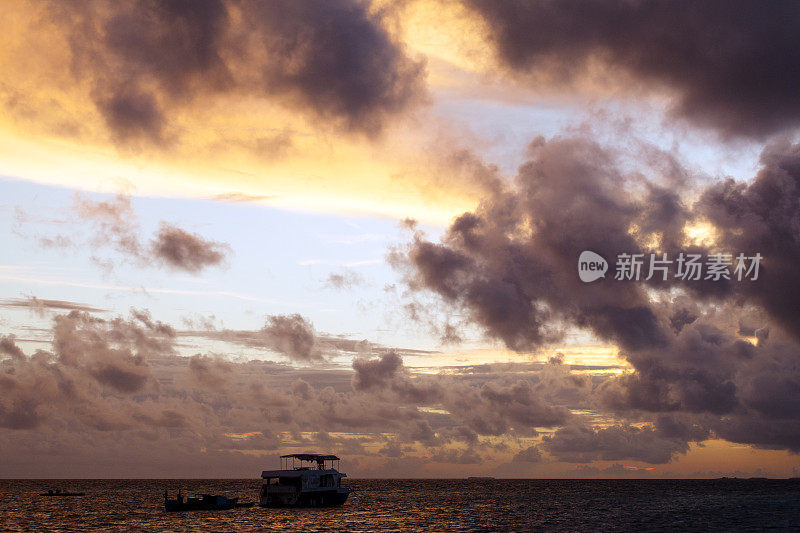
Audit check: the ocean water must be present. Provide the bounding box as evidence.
[1,478,800,532]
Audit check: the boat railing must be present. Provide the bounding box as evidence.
[279,454,341,471]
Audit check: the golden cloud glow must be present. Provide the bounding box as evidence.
[0,0,499,225]
[683,219,720,248]
[225,431,263,440]
[408,344,626,372]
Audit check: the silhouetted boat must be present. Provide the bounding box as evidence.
[259,453,353,507]
[40,489,85,496]
[164,490,254,512]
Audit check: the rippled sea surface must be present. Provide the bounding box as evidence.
[2,478,800,532]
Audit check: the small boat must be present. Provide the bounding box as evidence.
[259,453,353,507]
[40,489,85,496]
[163,490,253,512]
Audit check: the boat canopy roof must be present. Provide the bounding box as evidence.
[261,469,345,478]
[280,453,340,461]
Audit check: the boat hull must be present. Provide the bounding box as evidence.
[259,488,351,508]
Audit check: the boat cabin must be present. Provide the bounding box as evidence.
[259,453,352,507]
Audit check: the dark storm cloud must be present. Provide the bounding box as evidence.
[352,351,444,406]
[512,445,542,463]
[1,307,594,475]
[89,358,150,394]
[0,309,177,431]
[12,301,729,478]
[443,379,569,436]
[188,353,232,389]
[55,0,425,143]
[597,314,755,415]
[590,138,800,447]
[351,351,575,436]
[595,316,800,450]
[542,423,693,464]
[150,223,230,273]
[352,350,403,390]
[0,335,25,362]
[430,446,482,464]
[93,85,166,143]
[696,140,800,339]
[466,0,800,138]
[396,134,800,453]
[100,0,231,94]
[397,134,778,355]
[395,136,678,353]
[0,308,312,439]
[736,343,800,421]
[52,310,174,393]
[133,409,187,429]
[714,417,800,453]
[290,378,314,400]
[261,314,320,362]
[240,0,426,136]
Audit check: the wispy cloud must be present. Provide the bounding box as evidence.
[207,192,276,203]
[0,274,267,302]
[19,193,231,274]
[0,296,107,314]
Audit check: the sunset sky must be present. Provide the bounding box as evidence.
[2,0,800,478]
